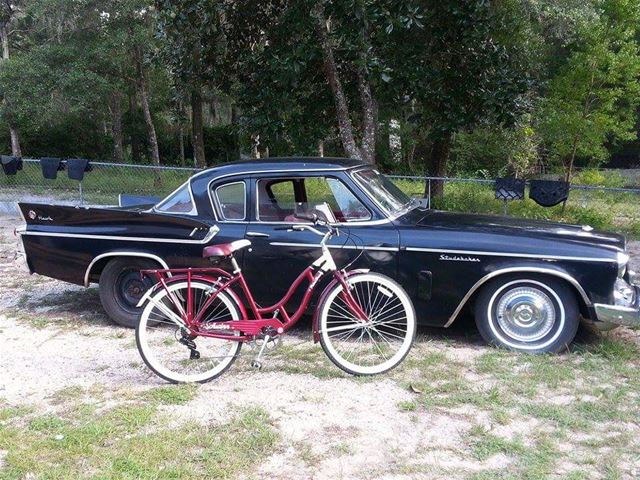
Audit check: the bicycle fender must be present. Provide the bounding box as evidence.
[136,275,248,320]
[312,269,370,343]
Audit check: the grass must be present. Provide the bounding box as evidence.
[468,425,526,461]
[0,404,278,479]
[146,384,198,405]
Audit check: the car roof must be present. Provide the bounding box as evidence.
[192,157,369,181]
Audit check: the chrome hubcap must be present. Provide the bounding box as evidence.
[496,287,555,342]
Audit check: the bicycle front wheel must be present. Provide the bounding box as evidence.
[136,280,242,383]
[318,272,416,375]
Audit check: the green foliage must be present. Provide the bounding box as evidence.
[573,169,627,188]
[0,0,639,181]
[537,0,640,177]
[451,122,539,177]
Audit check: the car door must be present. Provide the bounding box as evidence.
[241,173,399,308]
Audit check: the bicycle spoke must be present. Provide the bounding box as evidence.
[320,276,415,375]
[138,282,241,383]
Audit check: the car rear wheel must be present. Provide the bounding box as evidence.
[99,258,157,328]
[474,275,579,353]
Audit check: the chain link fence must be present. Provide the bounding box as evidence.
[0,159,196,207]
[2,158,639,236]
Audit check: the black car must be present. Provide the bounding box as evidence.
[16,157,639,353]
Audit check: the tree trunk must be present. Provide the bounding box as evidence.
[0,21,21,158]
[138,81,160,166]
[564,135,579,184]
[129,94,142,163]
[312,2,361,161]
[191,88,206,168]
[423,133,452,201]
[110,92,124,162]
[136,71,161,185]
[251,135,260,159]
[178,125,185,164]
[356,62,377,164]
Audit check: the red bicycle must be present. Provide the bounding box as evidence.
[135,217,416,383]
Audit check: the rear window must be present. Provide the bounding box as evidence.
[215,182,246,221]
[155,183,197,215]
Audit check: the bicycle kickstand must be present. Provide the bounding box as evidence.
[250,334,271,370]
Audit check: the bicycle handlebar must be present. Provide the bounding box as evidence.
[273,222,339,244]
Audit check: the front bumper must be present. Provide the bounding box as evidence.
[594,285,640,328]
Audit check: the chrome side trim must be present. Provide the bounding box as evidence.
[21,225,219,245]
[84,252,170,287]
[444,267,592,327]
[405,247,617,263]
[251,218,392,227]
[270,241,399,252]
[192,165,352,182]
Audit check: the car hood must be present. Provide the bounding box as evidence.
[395,208,626,252]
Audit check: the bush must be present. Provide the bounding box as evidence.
[574,169,626,188]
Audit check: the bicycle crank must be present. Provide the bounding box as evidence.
[251,333,278,370]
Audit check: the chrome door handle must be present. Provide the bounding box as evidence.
[246,231,270,238]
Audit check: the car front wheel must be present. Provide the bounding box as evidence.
[474,275,579,353]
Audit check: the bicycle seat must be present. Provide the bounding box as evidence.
[202,239,252,258]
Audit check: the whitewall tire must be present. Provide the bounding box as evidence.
[474,275,579,353]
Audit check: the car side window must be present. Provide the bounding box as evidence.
[215,181,246,221]
[305,177,370,222]
[257,179,298,221]
[257,176,370,222]
[155,183,197,215]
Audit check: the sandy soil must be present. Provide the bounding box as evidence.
[1,214,639,479]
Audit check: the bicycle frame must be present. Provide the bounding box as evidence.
[140,239,369,342]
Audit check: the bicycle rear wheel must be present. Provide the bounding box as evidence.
[136,280,242,383]
[318,272,416,375]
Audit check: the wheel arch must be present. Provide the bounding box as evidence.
[84,252,169,287]
[444,266,592,327]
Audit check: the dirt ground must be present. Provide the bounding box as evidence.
[1,213,639,480]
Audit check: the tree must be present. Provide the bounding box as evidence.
[222,0,413,163]
[389,0,532,196]
[0,0,23,157]
[538,0,640,181]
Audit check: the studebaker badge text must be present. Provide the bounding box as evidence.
[27,210,53,221]
[439,254,481,263]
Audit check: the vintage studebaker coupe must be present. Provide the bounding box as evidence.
[16,157,640,353]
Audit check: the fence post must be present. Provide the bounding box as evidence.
[427,179,431,209]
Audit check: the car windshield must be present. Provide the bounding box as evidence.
[352,168,413,215]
